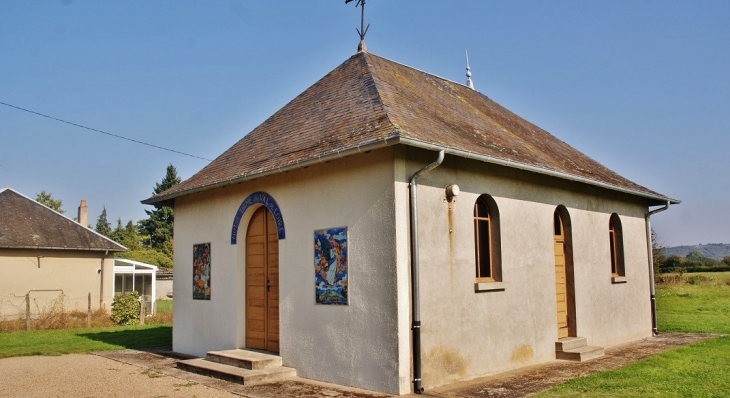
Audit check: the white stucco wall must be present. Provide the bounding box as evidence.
[173,145,656,395]
[0,249,114,319]
[396,150,653,390]
[172,148,405,394]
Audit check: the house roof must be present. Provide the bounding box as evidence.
[144,51,677,205]
[0,188,126,252]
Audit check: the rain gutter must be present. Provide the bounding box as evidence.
[142,135,401,205]
[645,201,670,335]
[0,245,126,252]
[398,138,680,206]
[144,136,679,207]
[409,150,444,394]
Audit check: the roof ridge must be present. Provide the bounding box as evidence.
[364,52,475,92]
[359,52,402,138]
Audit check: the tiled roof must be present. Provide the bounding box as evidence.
[156,268,173,280]
[144,51,676,205]
[0,188,126,252]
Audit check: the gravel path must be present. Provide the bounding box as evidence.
[0,349,388,398]
[0,353,236,398]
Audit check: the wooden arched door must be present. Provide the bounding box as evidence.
[245,206,280,353]
[554,208,576,339]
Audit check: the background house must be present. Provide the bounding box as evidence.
[145,50,677,395]
[0,188,126,319]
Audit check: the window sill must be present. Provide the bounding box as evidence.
[474,281,506,292]
[611,276,628,284]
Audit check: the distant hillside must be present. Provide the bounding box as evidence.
[663,243,730,260]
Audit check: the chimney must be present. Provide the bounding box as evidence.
[78,199,88,227]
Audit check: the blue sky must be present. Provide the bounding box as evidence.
[1,1,728,247]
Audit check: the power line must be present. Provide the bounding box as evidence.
[0,101,212,162]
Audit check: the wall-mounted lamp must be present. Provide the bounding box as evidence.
[445,184,460,202]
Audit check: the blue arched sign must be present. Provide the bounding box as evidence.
[231,191,286,244]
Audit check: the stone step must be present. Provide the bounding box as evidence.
[555,345,605,362]
[177,358,296,385]
[206,349,282,370]
[555,336,587,352]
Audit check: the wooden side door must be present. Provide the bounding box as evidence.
[245,207,279,353]
[265,211,280,353]
[554,213,569,339]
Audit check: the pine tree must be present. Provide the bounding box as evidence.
[152,164,181,208]
[138,164,180,263]
[111,218,141,250]
[36,190,64,214]
[96,207,112,238]
[123,220,141,250]
[111,218,124,241]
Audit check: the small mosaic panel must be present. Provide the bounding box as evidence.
[193,243,211,300]
[314,227,348,305]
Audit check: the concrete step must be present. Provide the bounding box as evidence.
[556,345,605,362]
[555,336,587,352]
[206,349,282,370]
[177,358,296,385]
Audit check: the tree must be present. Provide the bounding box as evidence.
[111,218,141,250]
[151,164,181,204]
[651,229,666,278]
[35,190,64,214]
[686,250,705,261]
[95,207,112,238]
[123,220,141,250]
[661,255,685,274]
[138,164,180,264]
[111,218,124,241]
[116,248,173,268]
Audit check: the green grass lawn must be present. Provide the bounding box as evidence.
[0,299,173,358]
[656,272,730,333]
[537,337,730,397]
[0,324,171,358]
[537,272,730,397]
[155,299,173,314]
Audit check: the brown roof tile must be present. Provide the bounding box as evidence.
[144,51,676,205]
[0,188,126,252]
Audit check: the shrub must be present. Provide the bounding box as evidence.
[110,292,141,326]
[657,274,681,284]
[687,275,713,285]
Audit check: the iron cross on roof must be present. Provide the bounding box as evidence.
[346,0,370,52]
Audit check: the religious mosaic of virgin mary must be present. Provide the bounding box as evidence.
[314,227,348,305]
[193,243,211,300]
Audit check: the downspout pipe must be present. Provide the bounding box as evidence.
[645,201,670,336]
[409,150,444,394]
[100,249,108,309]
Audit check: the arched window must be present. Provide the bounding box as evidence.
[474,195,501,282]
[609,213,625,277]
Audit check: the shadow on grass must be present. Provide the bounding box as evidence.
[78,325,172,350]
